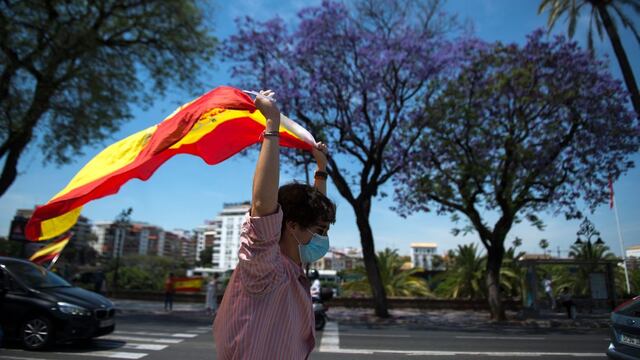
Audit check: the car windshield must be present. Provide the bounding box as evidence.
[617,298,640,317]
[5,261,71,289]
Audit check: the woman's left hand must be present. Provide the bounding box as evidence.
[312,142,328,170]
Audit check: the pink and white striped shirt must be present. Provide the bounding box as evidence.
[213,207,315,360]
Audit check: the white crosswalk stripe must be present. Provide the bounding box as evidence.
[96,340,169,351]
[318,321,340,351]
[102,335,184,344]
[0,327,204,359]
[121,343,168,351]
[115,331,198,338]
[54,350,147,359]
[0,355,49,360]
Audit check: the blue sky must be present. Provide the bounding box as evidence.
[1,0,639,257]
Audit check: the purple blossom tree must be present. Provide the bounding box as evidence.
[222,0,458,317]
[393,30,640,320]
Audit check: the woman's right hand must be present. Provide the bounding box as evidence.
[254,90,280,131]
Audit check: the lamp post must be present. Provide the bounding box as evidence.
[574,217,604,247]
[574,217,630,297]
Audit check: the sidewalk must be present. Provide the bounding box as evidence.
[113,299,611,329]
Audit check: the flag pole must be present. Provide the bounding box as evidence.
[613,190,631,294]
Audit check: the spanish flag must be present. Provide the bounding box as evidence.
[26,86,316,241]
[29,234,71,265]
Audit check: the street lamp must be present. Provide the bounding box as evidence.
[574,218,603,246]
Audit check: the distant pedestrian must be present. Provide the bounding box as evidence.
[309,270,321,301]
[94,271,107,295]
[543,276,556,310]
[206,273,220,316]
[559,286,576,320]
[164,273,175,311]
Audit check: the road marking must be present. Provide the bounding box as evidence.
[115,331,198,338]
[318,321,340,351]
[96,339,169,351]
[0,355,49,360]
[122,343,168,351]
[54,351,147,359]
[318,323,602,357]
[455,335,546,341]
[103,335,183,344]
[341,333,412,338]
[318,348,604,357]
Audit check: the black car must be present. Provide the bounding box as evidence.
[0,256,115,350]
[608,295,640,359]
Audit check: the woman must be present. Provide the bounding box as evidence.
[213,89,336,359]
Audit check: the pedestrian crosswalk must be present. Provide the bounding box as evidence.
[0,326,213,360]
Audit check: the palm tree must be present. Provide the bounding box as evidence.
[539,0,640,116]
[434,244,486,299]
[569,241,617,296]
[435,243,523,300]
[342,248,432,297]
[539,239,550,256]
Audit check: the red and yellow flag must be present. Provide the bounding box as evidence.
[26,86,315,241]
[29,234,71,265]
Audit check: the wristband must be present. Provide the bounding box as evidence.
[262,130,280,138]
[314,170,328,180]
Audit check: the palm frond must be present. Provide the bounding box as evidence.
[618,0,640,14]
[611,3,640,45]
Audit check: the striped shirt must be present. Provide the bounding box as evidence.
[213,207,315,359]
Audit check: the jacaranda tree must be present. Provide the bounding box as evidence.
[393,30,639,320]
[222,0,458,317]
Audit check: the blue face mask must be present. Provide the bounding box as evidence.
[297,230,330,264]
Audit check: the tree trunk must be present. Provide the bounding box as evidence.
[0,79,54,197]
[0,147,21,198]
[597,4,640,117]
[354,201,389,318]
[485,242,506,321]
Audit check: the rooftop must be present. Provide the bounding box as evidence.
[411,242,438,248]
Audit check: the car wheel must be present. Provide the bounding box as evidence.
[21,316,53,350]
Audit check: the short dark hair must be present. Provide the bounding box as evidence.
[278,182,336,229]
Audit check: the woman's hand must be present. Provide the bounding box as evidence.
[254,90,280,131]
[312,142,328,170]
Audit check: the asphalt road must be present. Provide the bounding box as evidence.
[0,312,612,359]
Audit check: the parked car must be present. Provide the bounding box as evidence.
[0,256,115,350]
[608,295,640,359]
